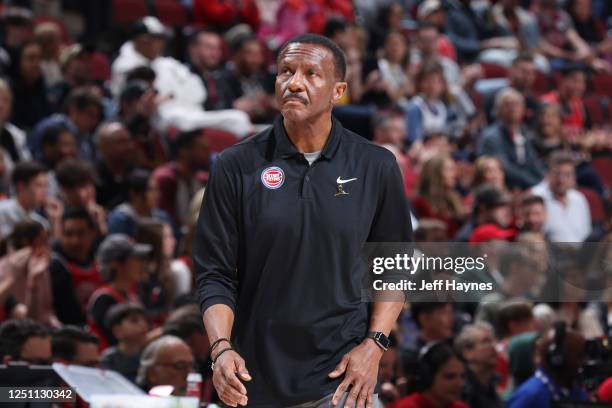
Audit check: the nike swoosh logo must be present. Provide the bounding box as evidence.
[337,177,358,184]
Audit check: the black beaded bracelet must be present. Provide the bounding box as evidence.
[211,347,234,370]
[210,338,231,355]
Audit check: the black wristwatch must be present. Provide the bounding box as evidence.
[366,331,390,351]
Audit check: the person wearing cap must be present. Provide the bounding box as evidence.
[86,233,151,349]
[33,22,63,88]
[48,44,94,109]
[455,184,512,242]
[111,17,253,138]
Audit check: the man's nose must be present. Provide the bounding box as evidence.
[287,71,305,92]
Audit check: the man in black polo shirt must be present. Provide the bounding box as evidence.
[194,34,412,407]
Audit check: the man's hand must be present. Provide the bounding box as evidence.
[328,340,384,408]
[212,349,251,407]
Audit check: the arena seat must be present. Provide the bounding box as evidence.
[591,73,612,98]
[154,0,189,27]
[202,128,239,154]
[112,0,148,25]
[591,156,612,189]
[480,63,509,79]
[577,187,605,224]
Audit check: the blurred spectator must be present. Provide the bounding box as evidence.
[486,55,539,125]
[396,342,468,408]
[39,123,77,174]
[257,1,308,52]
[455,184,511,242]
[0,78,30,187]
[9,41,53,130]
[163,304,212,401]
[368,2,404,55]
[567,0,612,61]
[417,0,457,62]
[0,161,50,238]
[372,107,408,150]
[378,333,404,405]
[107,169,173,237]
[111,17,252,138]
[406,61,470,143]
[136,335,194,396]
[410,23,461,89]
[533,103,566,160]
[0,318,51,365]
[531,151,591,242]
[540,67,589,137]
[487,0,543,68]
[472,156,507,192]
[87,234,150,348]
[445,0,518,64]
[478,88,544,189]
[94,121,135,209]
[455,322,502,408]
[55,158,106,236]
[188,30,226,112]
[507,331,538,389]
[363,31,413,109]
[0,7,34,73]
[193,0,260,31]
[153,129,209,227]
[0,220,59,327]
[33,22,62,87]
[133,220,177,321]
[497,300,536,342]
[536,0,610,71]
[507,322,587,407]
[29,87,103,162]
[517,194,547,234]
[412,154,467,237]
[117,80,167,170]
[49,209,99,325]
[49,44,95,109]
[215,34,276,123]
[100,303,148,383]
[51,325,100,367]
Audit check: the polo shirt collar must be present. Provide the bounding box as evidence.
[272,115,342,161]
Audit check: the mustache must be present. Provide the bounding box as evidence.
[283,93,308,105]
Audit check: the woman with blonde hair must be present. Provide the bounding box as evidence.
[412,154,467,237]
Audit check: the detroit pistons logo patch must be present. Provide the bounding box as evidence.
[261,166,285,189]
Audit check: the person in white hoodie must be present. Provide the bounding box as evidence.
[111,17,253,138]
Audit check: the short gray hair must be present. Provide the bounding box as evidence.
[136,335,185,387]
[454,321,494,355]
[493,87,524,119]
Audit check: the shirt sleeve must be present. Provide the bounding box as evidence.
[368,155,413,243]
[194,154,240,314]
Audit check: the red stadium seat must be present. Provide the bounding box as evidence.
[533,71,552,96]
[202,128,239,154]
[154,0,189,27]
[89,52,111,81]
[584,96,605,126]
[480,63,509,79]
[591,156,612,189]
[112,0,148,25]
[591,73,612,98]
[577,187,605,224]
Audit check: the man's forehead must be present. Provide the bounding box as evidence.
[279,43,333,64]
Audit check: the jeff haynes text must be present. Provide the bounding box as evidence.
[372,279,494,292]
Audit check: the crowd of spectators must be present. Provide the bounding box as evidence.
[0,0,611,406]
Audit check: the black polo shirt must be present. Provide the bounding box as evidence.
[194,115,412,406]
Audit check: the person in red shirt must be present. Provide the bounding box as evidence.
[193,0,260,31]
[540,67,589,137]
[395,342,469,408]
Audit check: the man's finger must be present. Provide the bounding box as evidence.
[344,383,362,408]
[366,391,373,408]
[331,378,351,406]
[235,358,252,381]
[223,367,248,396]
[218,377,248,407]
[329,355,350,378]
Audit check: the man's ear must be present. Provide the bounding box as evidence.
[332,82,348,105]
